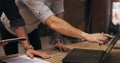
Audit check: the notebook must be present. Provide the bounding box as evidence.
[62,31,120,63]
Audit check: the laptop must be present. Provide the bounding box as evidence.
[62,31,120,63]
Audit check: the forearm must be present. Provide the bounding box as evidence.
[12,26,30,48]
[55,12,64,38]
[45,16,88,40]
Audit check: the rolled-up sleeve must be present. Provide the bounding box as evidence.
[52,0,64,14]
[23,0,54,23]
[4,0,25,28]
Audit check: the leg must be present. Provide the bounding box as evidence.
[0,21,18,55]
[28,28,42,50]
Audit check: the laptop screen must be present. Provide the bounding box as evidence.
[105,1,120,55]
[105,32,119,54]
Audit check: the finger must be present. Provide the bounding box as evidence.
[63,46,71,52]
[100,35,107,40]
[98,41,104,46]
[102,34,113,38]
[95,39,104,46]
[97,36,107,42]
[29,55,34,59]
[98,38,108,45]
[59,46,63,52]
[104,38,109,45]
[27,53,34,59]
[93,40,102,45]
[33,51,50,59]
[62,47,68,52]
[99,43,103,46]
[64,48,71,52]
[61,46,71,52]
[40,53,50,59]
[63,48,68,52]
[51,46,56,50]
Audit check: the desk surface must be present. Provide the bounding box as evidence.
[1,42,120,63]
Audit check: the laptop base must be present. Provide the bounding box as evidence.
[62,48,105,63]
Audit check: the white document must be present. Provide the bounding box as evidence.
[4,55,51,63]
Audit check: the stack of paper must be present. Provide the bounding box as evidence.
[4,55,51,63]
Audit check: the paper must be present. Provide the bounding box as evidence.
[4,55,51,63]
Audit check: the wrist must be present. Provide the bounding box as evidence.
[51,38,62,45]
[24,45,34,51]
[80,32,89,40]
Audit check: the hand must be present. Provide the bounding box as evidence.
[25,49,50,59]
[0,42,7,46]
[85,33,112,45]
[51,42,71,52]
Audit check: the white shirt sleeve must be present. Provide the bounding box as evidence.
[52,0,64,14]
[22,0,54,23]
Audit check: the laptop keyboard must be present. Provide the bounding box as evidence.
[62,49,105,63]
[87,54,102,63]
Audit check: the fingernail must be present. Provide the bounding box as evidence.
[30,56,34,59]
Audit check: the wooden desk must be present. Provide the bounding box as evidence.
[1,42,120,63]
